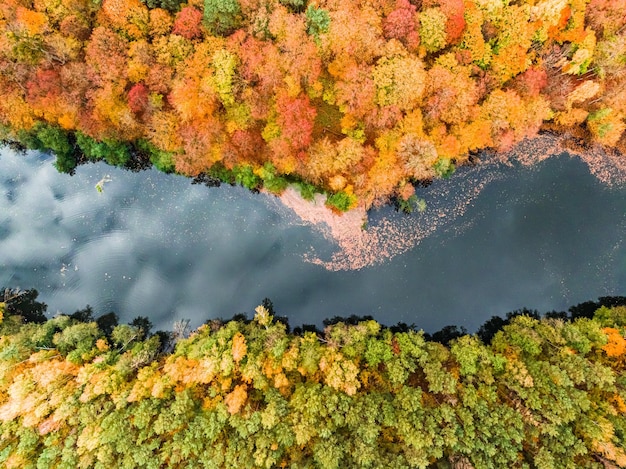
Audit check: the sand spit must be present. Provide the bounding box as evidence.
[278,134,626,271]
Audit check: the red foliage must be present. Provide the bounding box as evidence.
[383,0,416,41]
[228,129,267,163]
[586,0,626,37]
[276,94,317,151]
[239,37,283,97]
[128,83,149,114]
[512,67,548,97]
[172,6,203,40]
[445,10,465,44]
[27,69,62,101]
[424,0,465,44]
[365,105,402,131]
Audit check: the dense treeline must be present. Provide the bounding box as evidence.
[1,0,625,209]
[1,291,626,468]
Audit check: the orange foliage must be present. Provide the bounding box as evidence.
[602,328,626,358]
[101,0,149,39]
[1,0,625,208]
[16,7,48,36]
[149,8,173,37]
[225,384,248,414]
[232,332,247,363]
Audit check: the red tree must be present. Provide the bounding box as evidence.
[383,0,417,46]
[172,6,203,40]
[276,93,317,152]
[128,83,149,114]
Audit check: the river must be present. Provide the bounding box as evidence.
[1,144,625,333]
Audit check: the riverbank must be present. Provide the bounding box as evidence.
[275,131,626,270]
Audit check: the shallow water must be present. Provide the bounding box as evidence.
[1,146,624,333]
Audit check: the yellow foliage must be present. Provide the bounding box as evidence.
[4,454,29,469]
[58,112,77,130]
[149,8,173,37]
[612,394,626,414]
[273,372,290,390]
[149,110,183,153]
[1,94,35,131]
[102,0,149,39]
[163,356,201,385]
[76,424,102,452]
[567,81,601,107]
[319,350,361,395]
[372,55,427,110]
[554,108,588,126]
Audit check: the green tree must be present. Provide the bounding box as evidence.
[203,0,241,35]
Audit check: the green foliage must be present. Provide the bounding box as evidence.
[295,181,317,201]
[137,140,175,173]
[279,0,306,12]
[419,8,448,53]
[207,162,236,184]
[305,5,330,38]
[22,124,78,174]
[1,304,626,467]
[140,0,185,11]
[433,158,456,178]
[75,132,131,167]
[52,322,102,359]
[0,288,47,324]
[395,194,426,214]
[258,162,289,194]
[325,190,356,212]
[203,0,241,35]
[232,164,261,190]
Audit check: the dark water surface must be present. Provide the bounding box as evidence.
[1,147,625,332]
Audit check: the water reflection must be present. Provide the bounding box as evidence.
[0,146,625,333]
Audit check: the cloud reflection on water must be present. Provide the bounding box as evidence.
[1,146,625,334]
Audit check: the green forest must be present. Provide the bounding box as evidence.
[1,291,626,467]
[0,0,625,209]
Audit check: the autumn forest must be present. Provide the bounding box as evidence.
[2,0,626,466]
[0,0,625,209]
[1,293,626,467]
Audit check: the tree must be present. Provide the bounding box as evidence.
[172,6,203,40]
[419,8,447,53]
[101,0,149,39]
[305,5,330,39]
[2,288,47,323]
[372,54,427,111]
[382,0,419,50]
[203,0,241,35]
[275,92,317,152]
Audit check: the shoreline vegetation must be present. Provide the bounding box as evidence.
[1,0,625,212]
[1,290,626,467]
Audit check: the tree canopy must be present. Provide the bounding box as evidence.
[0,0,624,208]
[1,293,626,468]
